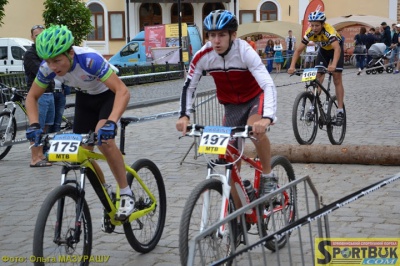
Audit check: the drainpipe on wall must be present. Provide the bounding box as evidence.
[126,0,130,43]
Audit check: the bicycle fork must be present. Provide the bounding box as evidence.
[54,166,86,246]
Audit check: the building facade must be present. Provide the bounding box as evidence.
[0,0,398,57]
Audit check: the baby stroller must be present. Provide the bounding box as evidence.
[365,43,393,74]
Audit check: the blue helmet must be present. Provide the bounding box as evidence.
[203,10,238,32]
[308,11,326,22]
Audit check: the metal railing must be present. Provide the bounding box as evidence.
[179,89,224,164]
[187,172,400,266]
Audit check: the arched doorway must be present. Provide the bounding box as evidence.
[139,3,162,31]
[202,3,225,43]
[171,3,194,24]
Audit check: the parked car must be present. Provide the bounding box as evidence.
[0,38,33,73]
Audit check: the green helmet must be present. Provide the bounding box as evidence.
[36,25,74,59]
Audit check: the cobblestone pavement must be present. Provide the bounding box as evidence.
[0,67,399,265]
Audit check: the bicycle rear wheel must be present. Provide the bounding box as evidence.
[124,159,167,253]
[292,91,318,144]
[327,95,346,145]
[259,155,296,251]
[33,185,92,266]
[179,178,237,266]
[0,111,16,160]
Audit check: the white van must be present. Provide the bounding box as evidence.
[0,38,33,73]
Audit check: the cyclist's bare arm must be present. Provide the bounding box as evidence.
[288,42,307,74]
[103,73,130,124]
[26,82,46,125]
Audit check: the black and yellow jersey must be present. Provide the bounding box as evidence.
[302,23,342,51]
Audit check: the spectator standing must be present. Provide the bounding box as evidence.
[285,30,296,69]
[264,39,274,73]
[246,36,256,50]
[49,79,68,133]
[366,27,377,64]
[391,23,397,38]
[393,24,400,74]
[389,25,399,69]
[375,27,383,42]
[354,27,368,75]
[273,39,283,73]
[24,24,55,167]
[380,22,392,49]
[303,41,317,68]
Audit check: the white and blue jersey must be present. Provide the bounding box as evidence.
[35,46,114,95]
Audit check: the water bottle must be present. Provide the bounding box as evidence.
[243,179,256,202]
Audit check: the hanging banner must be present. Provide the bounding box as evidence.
[302,0,325,36]
[144,23,189,63]
[144,25,166,61]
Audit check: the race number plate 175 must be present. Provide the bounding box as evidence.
[198,126,231,155]
[302,68,318,82]
[47,134,82,162]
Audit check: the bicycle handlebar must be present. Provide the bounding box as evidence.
[40,132,98,148]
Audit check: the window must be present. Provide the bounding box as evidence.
[87,3,105,41]
[0,47,7,60]
[120,43,139,57]
[239,10,256,24]
[139,3,162,31]
[171,3,194,24]
[11,46,25,60]
[109,12,125,40]
[260,2,277,21]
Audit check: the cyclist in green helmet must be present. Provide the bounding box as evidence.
[26,25,135,221]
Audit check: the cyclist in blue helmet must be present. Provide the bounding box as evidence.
[288,10,345,126]
[176,9,279,216]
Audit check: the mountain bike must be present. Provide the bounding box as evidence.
[32,119,167,265]
[0,84,74,160]
[291,67,346,145]
[179,124,296,266]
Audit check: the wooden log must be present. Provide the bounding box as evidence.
[244,144,400,166]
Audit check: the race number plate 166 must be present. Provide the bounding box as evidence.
[198,126,231,155]
[47,134,82,162]
[302,68,318,82]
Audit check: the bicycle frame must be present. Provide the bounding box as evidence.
[204,140,290,235]
[0,98,30,147]
[303,72,337,124]
[52,137,158,227]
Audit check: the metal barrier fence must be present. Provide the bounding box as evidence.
[187,172,400,266]
[179,89,224,164]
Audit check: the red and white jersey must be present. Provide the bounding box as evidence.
[180,38,277,120]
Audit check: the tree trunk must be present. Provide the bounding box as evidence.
[245,144,400,165]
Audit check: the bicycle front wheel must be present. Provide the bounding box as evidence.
[259,155,296,251]
[33,185,92,266]
[124,159,167,253]
[179,178,237,266]
[292,91,318,144]
[327,95,346,145]
[0,111,16,160]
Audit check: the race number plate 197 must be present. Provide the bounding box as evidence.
[302,68,318,82]
[47,134,82,162]
[198,126,231,155]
